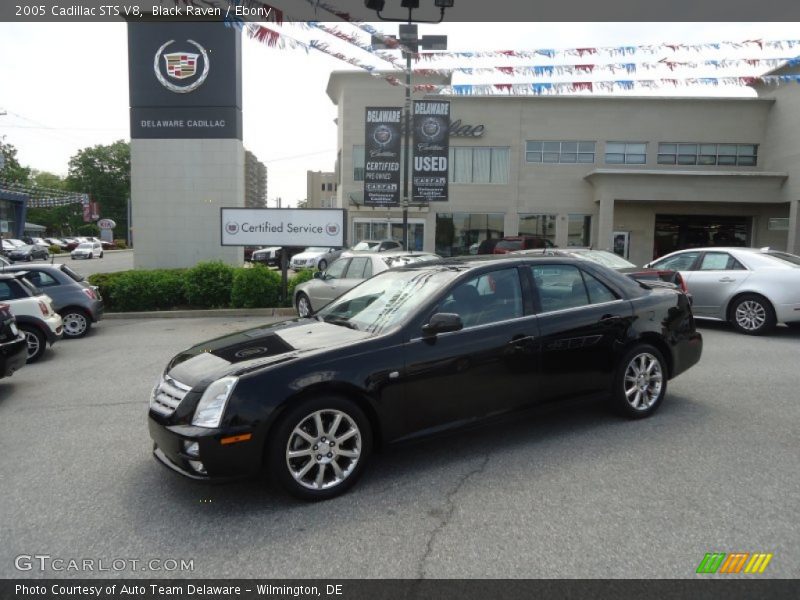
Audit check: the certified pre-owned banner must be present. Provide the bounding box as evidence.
[364,107,402,207]
[412,100,450,202]
[221,208,345,247]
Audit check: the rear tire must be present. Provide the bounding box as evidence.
[61,309,91,339]
[19,325,46,363]
[610,344,667,419]
[729,293,776,336]
[268,395,372,501]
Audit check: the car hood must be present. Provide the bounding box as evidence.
[252,246,280,255]
[292,251,324,260]
[166,318,371,388]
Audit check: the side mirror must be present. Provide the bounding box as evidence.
[313,271,322,279]
[422,313,463,335]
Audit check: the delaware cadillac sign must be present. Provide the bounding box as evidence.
[220,208,346,247]
[364,107,402,207]
[413,100,450,202]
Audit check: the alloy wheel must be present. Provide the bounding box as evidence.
[297,294,311,318]
[623,352,663,411]
[734,300,766,332]
[24,331,40,359]
[285,409,362,491]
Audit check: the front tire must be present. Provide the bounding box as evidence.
[268,396,372,501]
[61,309,91,339]
[19,325,46,363]
[296,292,313,318]
[610,344,667,419]
[729,293,776,336]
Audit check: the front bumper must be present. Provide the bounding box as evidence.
[148,415,261,481]
[0,333,28,377]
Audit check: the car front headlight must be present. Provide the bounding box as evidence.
[192,376,238,428]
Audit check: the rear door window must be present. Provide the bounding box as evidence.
[651,251,701,271]
[344,257,370,279]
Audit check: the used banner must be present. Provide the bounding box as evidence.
[412,100,450,202]
[363,107,402,207]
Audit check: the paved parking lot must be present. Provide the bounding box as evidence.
[1,317,798,578]
[46,249,133,276]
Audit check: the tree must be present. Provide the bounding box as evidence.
[66,140,130,236]
[0,140,31,184]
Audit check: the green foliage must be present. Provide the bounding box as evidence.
[230,265,282,308]
[113,239,127,249]
[66,140,130,235]
[184,261,234,308]
[89,270,185,312]
[89,264,320,312]
[77,224,100,236]
[0,141,30,184]
[48,245,62,255]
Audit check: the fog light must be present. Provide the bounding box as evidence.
[183,441,199,457]
[188,460,207,475]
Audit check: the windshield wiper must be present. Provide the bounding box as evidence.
[323,315,359,330]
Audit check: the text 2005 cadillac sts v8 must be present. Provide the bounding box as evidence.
[149,256,702,500]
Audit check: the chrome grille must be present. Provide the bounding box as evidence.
[151,375,192,417]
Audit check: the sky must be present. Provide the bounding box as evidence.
[1,21,799,206]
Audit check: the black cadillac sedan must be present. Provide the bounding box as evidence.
[149,256,702,500]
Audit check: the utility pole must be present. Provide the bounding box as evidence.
[366,0,452,250]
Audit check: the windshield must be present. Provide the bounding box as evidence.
[496,240,522,251]
[573,250,636,269]
[764,251,800,267]
[304,247,329,253]
[60,265,84,282]
[316,267,461,334]
[351,241,378,251]
[77,243,93,249]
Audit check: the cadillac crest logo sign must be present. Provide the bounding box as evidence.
[154,39,210,93]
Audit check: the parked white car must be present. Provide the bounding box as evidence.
[289,247,343,271]
[71,241,103,260]
[1,273,63,362]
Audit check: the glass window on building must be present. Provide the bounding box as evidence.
[567,214,592,247]
[657,143,758,166]
[605,142,646,165]
[526,141,595,164]
[435,213,504,257]
[352,219,425,252]
[353,146,365,181]
[518,214,557,244]
[448,147,509,184]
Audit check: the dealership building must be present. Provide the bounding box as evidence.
[327,64,800,266]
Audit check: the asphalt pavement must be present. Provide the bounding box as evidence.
[46,249,134,277]
[1,317,798,579]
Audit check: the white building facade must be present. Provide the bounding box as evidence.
[327,69,800,266]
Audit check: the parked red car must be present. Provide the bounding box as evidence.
[493,236,555,254]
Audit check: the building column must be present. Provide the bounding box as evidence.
[597,195,615,252]
[788,199,800,254]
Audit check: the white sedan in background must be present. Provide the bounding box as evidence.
[289,247,343,271]
[293,251,440,317]
[646,246,800,335]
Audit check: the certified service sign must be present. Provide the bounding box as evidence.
[221,208,346,247]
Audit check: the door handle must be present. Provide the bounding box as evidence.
[600,314,621,322]
[718,277,736,283]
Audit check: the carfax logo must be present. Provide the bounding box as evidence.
[326,223,340,236]
[696,552,773,574]
[154,39,210,94]
[225,221,240,235]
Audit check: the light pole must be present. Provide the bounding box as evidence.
[365,0,452,250]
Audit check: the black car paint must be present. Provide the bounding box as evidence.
[149,257,702,481]
[0,305,27,378]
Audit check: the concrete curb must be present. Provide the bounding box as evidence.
[104,307,297,319]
